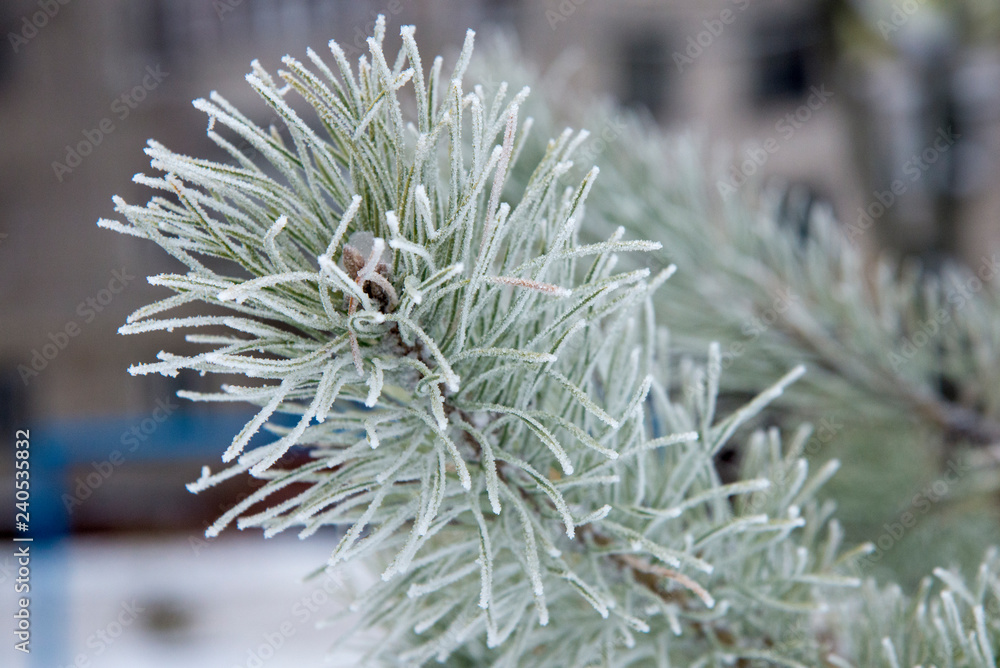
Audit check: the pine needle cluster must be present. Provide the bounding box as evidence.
[101,18,999,666]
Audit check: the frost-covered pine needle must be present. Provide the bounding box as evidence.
[96,17,988,668]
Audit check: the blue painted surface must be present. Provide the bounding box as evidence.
[25,541,68,668]
[23,408,288,668]
[30,410,272,539]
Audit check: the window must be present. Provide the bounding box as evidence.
[750,12,828,105]
[620,32,669,118]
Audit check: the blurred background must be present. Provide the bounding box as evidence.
[1,0,999,666]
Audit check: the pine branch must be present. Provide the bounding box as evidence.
[101,19,1000,668]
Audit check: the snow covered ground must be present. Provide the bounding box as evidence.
[3,533,381,668]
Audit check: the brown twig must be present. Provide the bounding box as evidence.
[612,553,715,608]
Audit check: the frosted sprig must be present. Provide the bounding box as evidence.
[103,19,886,666]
